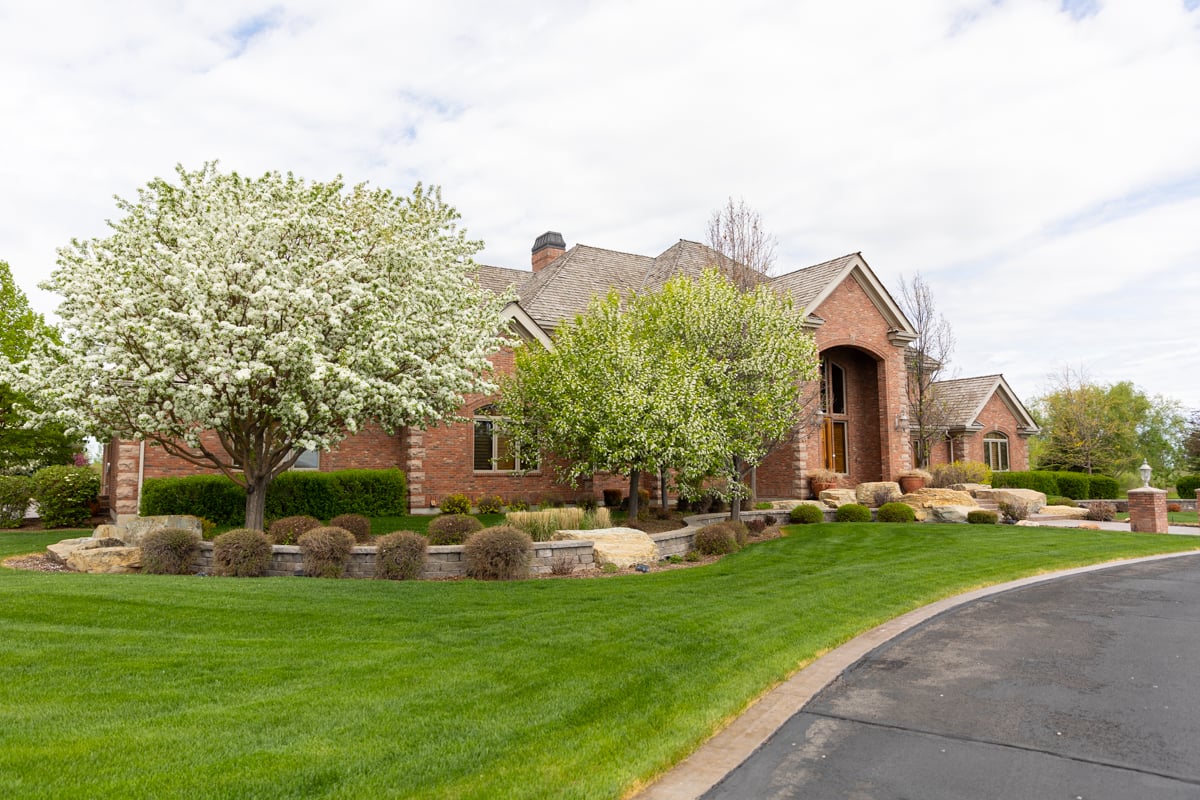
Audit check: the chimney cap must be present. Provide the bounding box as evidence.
[532,231,566,254]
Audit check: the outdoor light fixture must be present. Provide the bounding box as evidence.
[1139,460,1152,488]
[895,410,909,431]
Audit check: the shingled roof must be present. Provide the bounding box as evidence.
[931,374,1039,434]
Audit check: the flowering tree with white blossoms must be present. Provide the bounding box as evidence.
[3,164,507,530]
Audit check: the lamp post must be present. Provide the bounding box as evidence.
[1138,460,1152,488]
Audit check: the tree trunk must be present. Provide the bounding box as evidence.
[660,465,669,511]
[244,471,272,532]
[628,470,640,521]
[730,454,744,523]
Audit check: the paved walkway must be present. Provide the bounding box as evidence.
[638,550,1200,800]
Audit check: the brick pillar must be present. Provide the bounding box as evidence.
[1127,487,1168,533]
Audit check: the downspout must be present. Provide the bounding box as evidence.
[137,441,146,518]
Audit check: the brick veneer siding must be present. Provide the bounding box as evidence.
[756,274,911,498]
[925,391,1031,472]
[1128,487,1168,533]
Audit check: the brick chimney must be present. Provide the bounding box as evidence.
[531,231,566,272]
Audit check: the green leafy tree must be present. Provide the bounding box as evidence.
[1033,367,1185,482]
[499,290,724,520]
[0,260,79,473]
[1,164,506,530]
[1184,410,1200,474]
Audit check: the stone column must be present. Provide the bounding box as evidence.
[1127,487,1168,533]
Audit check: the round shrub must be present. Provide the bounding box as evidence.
[476,494,505,514]
[967,510,999,525]
[330,513,371,543]
[602,489,622,507]
[141,527,201,575]
[789,503,825,524]
[834,503,872,522]
[876,502,916,523]
[463,525,533,580]
[31,465,100,528]
[427,513,483,545]
[267,515,320,545]
[1168,502,1182,513]
[212,528,273,577]
[745,518,768,535]
[0,475,33,529]
[1176,475,1200,499]
[506,497,530,512]
[693,523,739,555]
[1085,501,1116,522]
[439,493,471,515]
[375,531,427,580]
[728,520,749,547]
[296,526,356,578]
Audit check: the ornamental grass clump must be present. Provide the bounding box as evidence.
[0,475,33,529]
[505,507,611,541]
[693,522,739,555]
[427,513,483,545]
[212,528,273,577]
[330,513,371,543]
[463,526,533,580]
[375,531,427,580]
[267,515,321,545]
[297,526,356,578]
[140,527,201,575]
[876,502,916,523]
[789,503,825,524]
[835,503,872,523]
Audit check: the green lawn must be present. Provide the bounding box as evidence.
[1,524,1197,799]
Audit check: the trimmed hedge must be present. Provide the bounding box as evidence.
[0,475,33,529]
[991,470,1121,500]
[1177,475,1200,499]
[141,468,408,525]
[967,510,999,524]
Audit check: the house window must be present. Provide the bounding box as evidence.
[473,405,535,472]
[819,359,848,472]
[984,432,1009,472]
[292,449,320,470]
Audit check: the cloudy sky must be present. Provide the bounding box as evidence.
[3,0,1198,410]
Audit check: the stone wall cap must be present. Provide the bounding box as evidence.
[1128,487,1168,494]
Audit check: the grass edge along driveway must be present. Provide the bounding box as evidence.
[1,523,1196,800]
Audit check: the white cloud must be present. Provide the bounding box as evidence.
[2,0,1199,408]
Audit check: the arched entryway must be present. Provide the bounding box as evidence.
[815,345,885,485]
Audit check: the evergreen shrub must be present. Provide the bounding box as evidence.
[0,475,33,528]
[1175,475,1200,499]
[463,526,533,580]
[835,503,872,522]
[31,465,100,528]
[877,502,916,523]
[1087,475,1120,499]
[439,494,471,515]
[789,504,825,524]
[375,531,427,580]
[212,528,273,577]
[330,513,371,543]
[693,523,739,555]
[141,528,200,575]
[967,510,999,524]
[1053,472,1089,500]
[476,494,504,514]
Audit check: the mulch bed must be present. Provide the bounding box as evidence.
[2,553,71,573]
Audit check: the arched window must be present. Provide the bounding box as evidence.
[984,432,1009,472]
[473,405,536,472]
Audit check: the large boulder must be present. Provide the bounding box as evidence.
[975,488,1046,517]
[856,482,902,507]
[66,545,142,574]
[927,505,975,524]
[45,537,96,565]
[111,515,204,546]
[1039,504,1088,520]
[948,483,991,496]
[554,527,658,569]
[819,489,858,508]
[898,488,979,524]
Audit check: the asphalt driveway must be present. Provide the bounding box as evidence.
[702,554,1200,799]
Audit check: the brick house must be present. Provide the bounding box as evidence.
[921,374,1039,473]
[102,232,1038,521]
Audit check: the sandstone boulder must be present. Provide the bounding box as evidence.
[948,483,991,496]
[927,505,975,524]
[45,537,95,565]
[1038,504,1088,520]
[554,527,658,569]
[111,515,204,546]
[975,488,1046,518]
[856,482,902,507]
[67,545,142,574]
[819,489,858,508]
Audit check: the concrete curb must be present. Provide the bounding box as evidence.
[633,548,1200,800]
